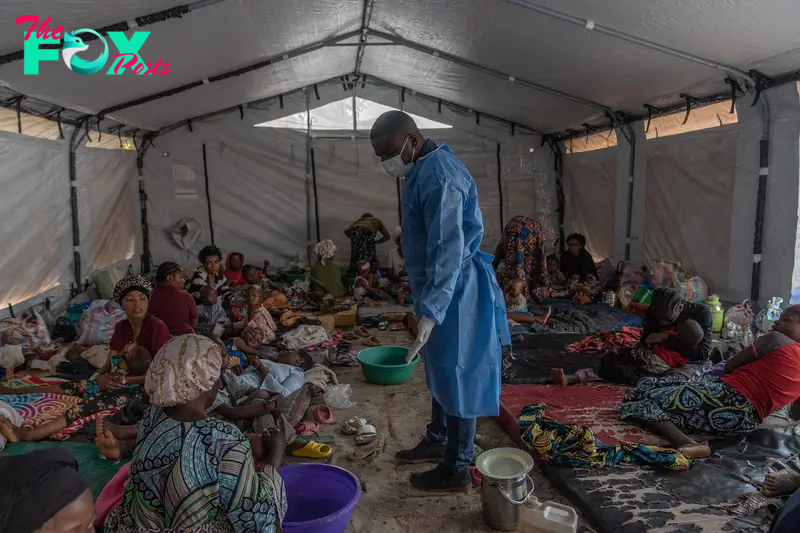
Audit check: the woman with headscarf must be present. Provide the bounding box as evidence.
[310,239,346,298]
[105,334,287,532]
[0,448,94,533]
[345,213,391,272]
[0,276,171,442]
[494,215,550,302]
[559,233,601,305]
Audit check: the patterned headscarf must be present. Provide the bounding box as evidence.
[502,216,543,281]
[113,275,153,305]
[314,239,337,265]
[145,334,223,407]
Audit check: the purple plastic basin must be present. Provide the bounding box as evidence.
[280,464,361,533]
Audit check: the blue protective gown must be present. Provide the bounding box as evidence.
[402,144,510,419]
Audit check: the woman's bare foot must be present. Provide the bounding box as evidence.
[550,368,568,386]
[762,469,800,497]
[95,417,123,461]
[678,442,712,459]
[0,417,19,443]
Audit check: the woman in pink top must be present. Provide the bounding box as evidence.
[621,306,800,459]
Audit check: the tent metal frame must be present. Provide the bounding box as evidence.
[0,0,793,301]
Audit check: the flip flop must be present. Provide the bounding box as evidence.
[295,422,321,436]
[341,417,367,436]
[314,405,335,425]
[290,441,333,458]
[363,336,381,347]
[353,326,371,338]
[343,332,360,341]
[347,437,383,460]
[355,423,378,445]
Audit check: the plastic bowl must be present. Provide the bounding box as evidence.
[357,346,419,385]
[281,464,361,533]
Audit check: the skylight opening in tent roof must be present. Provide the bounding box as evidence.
[255,97,452,131]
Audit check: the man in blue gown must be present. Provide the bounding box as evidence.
[370,111,510,492]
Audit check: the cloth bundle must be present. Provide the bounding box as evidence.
[565,327,642,353]
[304,364,339,392]
[0,310,51,349]
[282,325,331,351]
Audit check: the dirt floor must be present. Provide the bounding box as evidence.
[292,328,591,533]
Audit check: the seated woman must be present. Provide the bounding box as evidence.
[385,228,412,304]
[560,233,600,305]
[187,245,229,303]
[619,305,800,459]
[0,448,94,533]
[346,213,391,272]
[494,215,551,303]
[505,278,551,326]
[353,261,390,306]
[104,334,287,532]
[148,261,197,335]
[0,276,171,442]
[310,239,346,298]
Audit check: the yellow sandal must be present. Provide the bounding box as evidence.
[290,441,333,458]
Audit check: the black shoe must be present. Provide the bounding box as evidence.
[395,439,446,464]
[410,464,470,493]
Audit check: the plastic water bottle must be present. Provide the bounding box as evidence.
[518,497,578,533]
[706,294,724,338]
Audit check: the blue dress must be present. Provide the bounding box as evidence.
[402,144,510,419]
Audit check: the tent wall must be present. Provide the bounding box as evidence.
[144,79,557,270]
[0,131,71,311]
[562,82,800,304]
[76,147,139,277]
[563,148,618,261]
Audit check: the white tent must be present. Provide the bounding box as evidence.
[1,0,800,315]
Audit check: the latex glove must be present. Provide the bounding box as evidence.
[406,317,435,362]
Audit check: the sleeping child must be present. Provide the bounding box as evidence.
[223,350,314,400]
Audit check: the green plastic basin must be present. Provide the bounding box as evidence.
[357,346,420,385]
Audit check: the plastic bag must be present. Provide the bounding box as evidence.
[755,297,783,334]
[651,259,681,289]
[0,309,51,349]
[324,384,355,410]
[77,300,125,346]
[724,300,755,333]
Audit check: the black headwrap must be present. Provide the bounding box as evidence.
[650,288,684,321]
[0,449,90,532]
[113,274,153,305]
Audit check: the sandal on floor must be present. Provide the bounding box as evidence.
[353,326,371,338]
[313,405,335,425]
[343,332,360,341]
[355,423,378,445]
[341,417,367,436]
[347,437,383,460]
[295,422,320,436]
[291,441,333,458]
[363,336,381,347]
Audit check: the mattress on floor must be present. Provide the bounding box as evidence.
[543,428,800,533]
[498,383,667,446]
[510,300,642,336]
[505,333,601,384]
[356,304,412,321]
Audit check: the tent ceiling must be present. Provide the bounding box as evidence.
[0,0,799,134]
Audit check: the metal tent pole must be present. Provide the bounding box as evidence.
[750,95,771,303]
[506,0,754,83]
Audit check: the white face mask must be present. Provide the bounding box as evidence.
[381,136,415,178]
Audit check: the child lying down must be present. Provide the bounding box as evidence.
[223,351,314,400]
